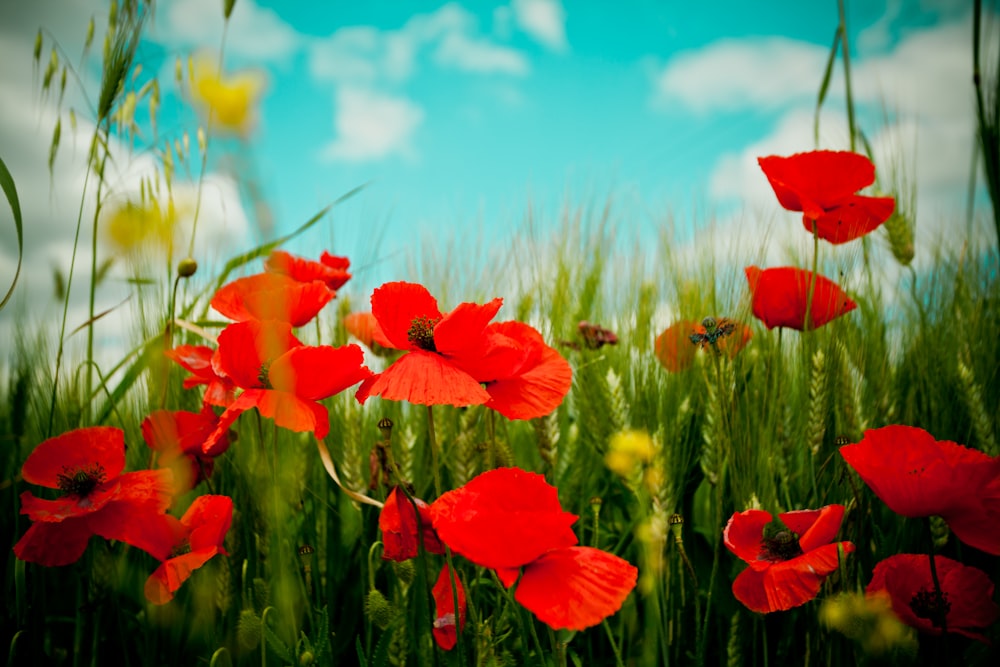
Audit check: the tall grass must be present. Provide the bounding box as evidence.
[2,2,999,666]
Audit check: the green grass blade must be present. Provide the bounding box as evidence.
[814,27,841,146]
[0,154,24,311]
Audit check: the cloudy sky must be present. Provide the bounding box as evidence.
[0,0,996,365]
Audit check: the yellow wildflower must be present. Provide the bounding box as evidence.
[104,198,176,255]
[190,53,264,137]
[605,429,654,478]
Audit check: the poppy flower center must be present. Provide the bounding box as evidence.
[407,316,439,351]
[759,529,804,561]
[909,588,951,629]
[689,316,737,348]
[56,464,107,498]
[257,361,273,389]
[169,539,193,559]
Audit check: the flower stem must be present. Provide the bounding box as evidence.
[804,221,820,332]
[426,405,443,496]
[837,0,858,152]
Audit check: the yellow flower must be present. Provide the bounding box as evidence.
[104,199,176,255]
[190,54,264,137]
[605,429,654,478]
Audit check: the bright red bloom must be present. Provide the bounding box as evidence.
[496,546,638,631]
[745,265,857,331]
[144,495,233,605]
[164,344,237,407]
[840,425,1000,555]
[431,564,466,650]
[14,427,174,567]
[475,321,572,420]
[429,467,578,570]
[655,319,753,372]
[211,273,334,327]
[142,407,230,492]
[724,505,855,613]
[379,486,445,561]
[355,282,504,407]
[204,320,372,451]
[758,150,895,245]
[264,250,352,292]
[867,554,1000,643]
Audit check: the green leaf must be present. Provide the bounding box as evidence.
[0,154,24,311]
[355,636,369,667]
[814,27,841,146]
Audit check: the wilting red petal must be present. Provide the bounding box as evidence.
[514,546,638,630]
[202,390,258,454]
[370,282,443,350]
[758,151,876,217]
[211,273,334,326]
[356,350,491,407]
[22,426,126,488]
[654,321,700,372]
[780,505,846,553]
[379,487,445,561]
[723,509,773,568]
[867,553,1000,643]
[745,266,857,331]
[432,564,466,650]
[214,320,302,390]
[268,343,371,400]
[478,322,572,420]
[264,249,351,291]
[13,518,94,566]
[840,425,1000,554]
[429,467,578,570]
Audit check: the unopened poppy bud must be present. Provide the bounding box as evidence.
[394,559,416,585]
[236,609,262,650]
[298,651,315,666]
[177,257,198,277]
[365,588,395,630]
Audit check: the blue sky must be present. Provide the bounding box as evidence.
[0,0,995,360]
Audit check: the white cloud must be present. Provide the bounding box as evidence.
[434,32,529,74]
[655,37,829,112]
[151,0,301,63]
[321,87,424,162]
[511,0,568,52]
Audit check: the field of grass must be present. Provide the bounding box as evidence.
[2,2,999,666]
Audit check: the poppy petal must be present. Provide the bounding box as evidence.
[514,546,638,630]
[744,266,857,331]
[13,518,94,567]
[182,495,233,552]
[87,498,178,560]
[252,389,331,439]
[264,249,351,291]
[479,323,572,420]
[781,505,846,553]
[22,426,126,488]
[431,564,466,650]
[269,343,371,400]
[433,298,504,357]
[429,467,578,570]
[808,195,896,244]
[215,320,302,389]
[20,484,121,522]
[144,547,222,604]
[758,151,876,215]
[356,350,490,407]
[212,273,334,326]
[379,487,445,561]
[723,508,772,566]
[654,321,700,372]
[370,282,443,350]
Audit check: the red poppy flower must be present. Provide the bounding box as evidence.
[866,554,1000,643]
[474,321,573,420]
[745,265,857,331]
[429,467,578,570]
[204,320,372,451]
[142,407,230,492]
[264,249,352,292]
[211,273,334,327]
[355,282,505,407]
[724,505,855,613]
[14,427,175,567]
[578,321,618,349]
[164,344,237,407]
[145,495,233,605]
[758,151,895,245]
[495,546,638,630]
[654,320,699,372]
[379,486,445,561]
[431,564,466,651]
[839,425,1000,555]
